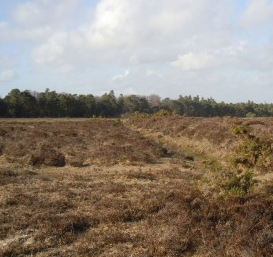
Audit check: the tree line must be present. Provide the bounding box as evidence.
[0,88,273,118]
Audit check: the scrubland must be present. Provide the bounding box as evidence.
[1,117,273,256]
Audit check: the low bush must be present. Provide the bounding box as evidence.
[153,109,173,117]
[223,171,257,196]
[230,125,273,173]
[29,150,66,167]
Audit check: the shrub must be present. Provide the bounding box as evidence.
[0,142,3,155]
[129,111,149,119]
[224,172,257,196]
[66,156,85,167]
[230,125,273,172]
[153,109,173,117]
[113,119,123,126]
[206,159,223,173]
[29,150,66,167]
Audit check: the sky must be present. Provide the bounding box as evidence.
[0,0,273,102]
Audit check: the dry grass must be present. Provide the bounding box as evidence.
[0,119,165,167]
[1,118,273,256]
[126,116,273,170]
[1,165,273,256]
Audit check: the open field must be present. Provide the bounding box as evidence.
[1,117,273,256]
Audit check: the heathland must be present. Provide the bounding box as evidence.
[1,116,273,256]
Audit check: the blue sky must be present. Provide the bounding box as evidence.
[0,0,273,102]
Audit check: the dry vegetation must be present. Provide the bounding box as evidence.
[0,119,166,167]
[127,116,273,168]
[1,117,273,256]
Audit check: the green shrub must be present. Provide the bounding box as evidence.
[205,159,223,173]
[153,109,172,117]
[129,111,149,119]
[230,126,272,172]
[113,119,123,126]
[224,172,257,196]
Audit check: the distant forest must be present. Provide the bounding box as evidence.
[1,88,273,118]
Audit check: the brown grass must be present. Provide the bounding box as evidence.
[126,116,273,170]
[0,119,165,167]
[1,118,273,256]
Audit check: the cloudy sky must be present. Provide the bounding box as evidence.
[0,0,272,102]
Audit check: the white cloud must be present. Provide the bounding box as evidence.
[149,1,227,37]
[3,0,233,67]
[57,64,74,74]
[0,22,8,29]
[12,1,42,25]
[226,41,248,57]
[70,0,231,52]
[32,32,67,65]
[146,70,163,78]
[241,0,273,28]
[0,0,272,102]
[83,0,140,48]
[171,53,217,71]
[112,70,130,81]
[0,23,54,43]
[12,0,82,27]
[0,55,14,69]
[0,0,82,43]
[0,70,16,82]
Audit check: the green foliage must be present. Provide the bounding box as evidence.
[1,88,273,118]
[4,89,38,117]
[153,109,173,117]
[97,90,118,117]
[230,126,272,171]
[206,159,223,173]
[129,111,149,119]
[123,95,150,114]
[0,98,7,117]
[224,172,257,196]
[113,119,123,126]
[246,112,256,118]
[221,125,273,196]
